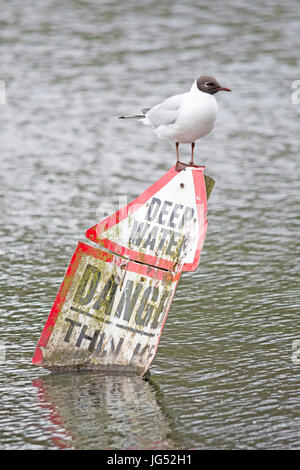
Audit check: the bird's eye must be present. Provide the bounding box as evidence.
[205,82,214,87]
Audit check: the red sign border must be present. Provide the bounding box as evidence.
[86,165,207,272]
[32,241,181,366]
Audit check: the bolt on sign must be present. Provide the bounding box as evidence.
[32,165,213,374]
[32,242,181,375]
[86,165,209,272]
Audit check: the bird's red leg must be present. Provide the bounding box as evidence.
[176,142,179,162]
[189,142,195,165]
[175,142,181,171]
[175,142,188,171]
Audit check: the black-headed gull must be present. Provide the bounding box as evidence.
[119,75,231,170]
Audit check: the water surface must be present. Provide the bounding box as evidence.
[0,0,299,449]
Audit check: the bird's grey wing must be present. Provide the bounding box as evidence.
[145,93,185,128]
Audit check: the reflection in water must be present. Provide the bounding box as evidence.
[32,372,178,450]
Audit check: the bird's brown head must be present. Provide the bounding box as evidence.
[197,75,231,94]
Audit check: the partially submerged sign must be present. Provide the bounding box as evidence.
[32,242,181,374]
[86,165,208,272]
[33,165,214,375]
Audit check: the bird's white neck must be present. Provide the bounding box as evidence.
[190,80,201,94]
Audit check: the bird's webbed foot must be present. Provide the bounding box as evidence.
[175,161,189,172]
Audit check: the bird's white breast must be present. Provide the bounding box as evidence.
[155,82,218,144]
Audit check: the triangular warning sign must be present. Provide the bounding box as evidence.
[86,166,208,272]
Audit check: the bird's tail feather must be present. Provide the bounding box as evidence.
[119,108,150,120]
[118,114,145,119]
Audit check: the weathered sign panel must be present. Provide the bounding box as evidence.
[32,242,181,374]
[86,165,208,272]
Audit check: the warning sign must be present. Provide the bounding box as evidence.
[86,166,208,272]
[32,242,181,374]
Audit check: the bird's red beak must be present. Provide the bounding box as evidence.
[218,86,231,92]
